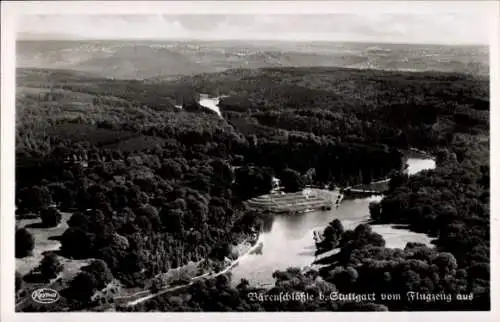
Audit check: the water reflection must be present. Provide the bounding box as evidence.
[260,215,274,233]
[230,158,436,288]
[231,197,377,287]
[198,94,223,117]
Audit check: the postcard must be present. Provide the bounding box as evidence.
[1,1,498,321]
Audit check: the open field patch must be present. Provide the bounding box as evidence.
[16,212,92,279]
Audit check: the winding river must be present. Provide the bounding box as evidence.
[197,95,437,288]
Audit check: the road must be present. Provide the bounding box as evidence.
[121,239,263,307]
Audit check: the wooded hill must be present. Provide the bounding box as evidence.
[15,66,489,311]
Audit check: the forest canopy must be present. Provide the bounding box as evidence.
[15,66,489,312]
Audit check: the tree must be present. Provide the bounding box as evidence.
[234,166,274,199]
[329,219,344,235]
[150,277,164,293]
[127,185,149,208]
[369,202,381,221]
[20,185,52,212]
[61,227,94,259]
[160,159,183,180]
[388,171,409,192]
[16,228,35,258]
[65,271,98,304]
[111,233,130,250]
[68,212,89,229]
[40,207,62,227]
[81,259,114,289]
[210,158,234,186]
[236,278,250,292]
[47,182,73,208]
[319,219,345,251]
[160,207,184,233]
[135,204,162,230]
[39,252,64,280]
[210,243,231,261]
[15,271,23,292]
[340,224,387,249]
[329,266,359,291]
[431,252,458,277]
[279,168,305,193]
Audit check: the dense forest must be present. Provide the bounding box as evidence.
[15,66,489,311]
[122,135,489,312]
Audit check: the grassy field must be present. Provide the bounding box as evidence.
[16,212,92,279]
[370,224,434,249]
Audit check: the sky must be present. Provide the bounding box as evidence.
[18,14,491,45]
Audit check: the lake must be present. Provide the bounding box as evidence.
[198,94,222,117]
[197,94,438,288]
[229,157,436,288]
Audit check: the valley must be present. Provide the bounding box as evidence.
[14,40,490,312]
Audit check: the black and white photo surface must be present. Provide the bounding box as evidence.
[1,0,497,318]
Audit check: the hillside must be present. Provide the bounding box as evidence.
[15,65,489,312]
[17,40,489,80]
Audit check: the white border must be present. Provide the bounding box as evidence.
[4,1,498,15]
[1,1,499,322]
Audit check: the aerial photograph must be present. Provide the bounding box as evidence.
[11,7,491,313]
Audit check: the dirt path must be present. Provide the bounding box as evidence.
[122,238,263,307]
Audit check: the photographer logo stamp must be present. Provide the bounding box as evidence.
[31,288,60,304]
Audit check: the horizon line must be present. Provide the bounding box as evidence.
[16,36,489,47]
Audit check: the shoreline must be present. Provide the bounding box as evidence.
[117,233,263,307]
[16,154,436,309]
[230,155,437,288]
